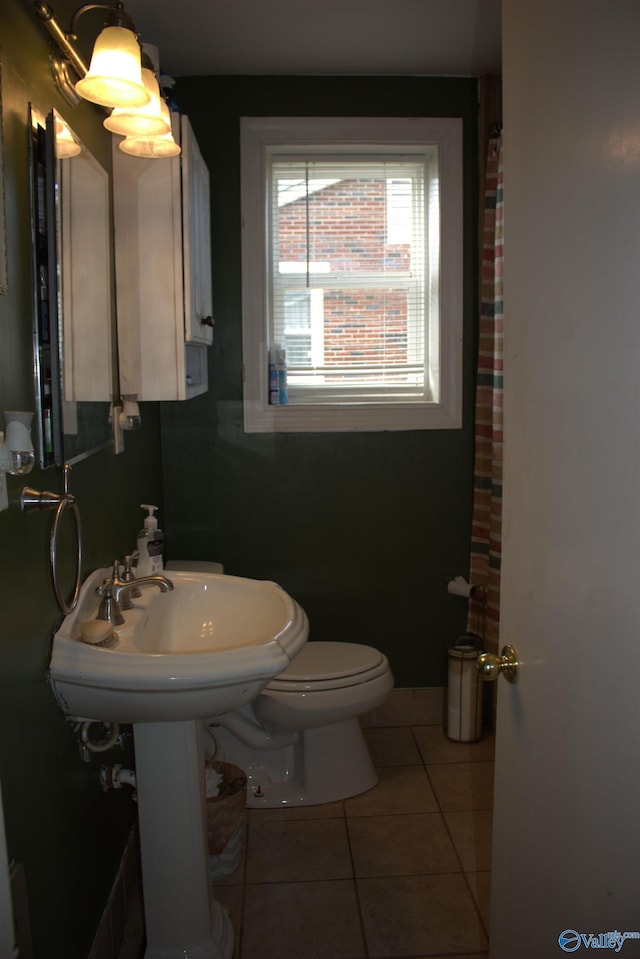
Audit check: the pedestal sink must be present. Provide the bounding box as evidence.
[49,568,309,959]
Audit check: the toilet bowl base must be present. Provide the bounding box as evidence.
[212,717,378,807]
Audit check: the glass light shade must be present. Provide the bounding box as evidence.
[118,128,181,159]
[2,412,35,476]
[103,68,170,137]
[54,118,82,158]
[75,26,150,108]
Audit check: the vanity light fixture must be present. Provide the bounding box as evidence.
[34,1,149,110]
[34,2,181,156]
[103,52,170,138]
[0,412,35,512]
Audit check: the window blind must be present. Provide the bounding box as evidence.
[268,156,433,403]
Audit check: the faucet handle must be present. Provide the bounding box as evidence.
[111,558,137,611]
[96,576,113,597]
[95,577,125,626]
[122,555,141,599]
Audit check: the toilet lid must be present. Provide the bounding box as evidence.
[268,641,389,691]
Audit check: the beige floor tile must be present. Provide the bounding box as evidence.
[344,765,438,818]
[249,800,344,822]
[348,812,459,877]
[444,809,493,872]
[358,873,488,956]
[412,687,446,725]
[246,818,353,883]
[363,726,422,766]
[241,880,365,959]
[466,871,492,935]
[413,725,495,764]
[427,761,495,811]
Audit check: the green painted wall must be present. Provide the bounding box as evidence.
[0,1,163,955]
[161,76,479,688]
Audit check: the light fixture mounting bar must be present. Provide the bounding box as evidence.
[34,1,88,78]
[69,1,136,37]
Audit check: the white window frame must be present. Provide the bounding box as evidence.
[241,116,463,433]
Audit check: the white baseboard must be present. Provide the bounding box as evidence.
[361,687,446,728]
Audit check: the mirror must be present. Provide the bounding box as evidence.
[28,106,116,468]
[28,105,61,467]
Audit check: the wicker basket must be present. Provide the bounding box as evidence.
[205,761,248,856]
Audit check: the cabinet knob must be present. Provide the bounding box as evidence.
[200,315,215,328]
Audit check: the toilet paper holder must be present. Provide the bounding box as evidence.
[447,575,484,600]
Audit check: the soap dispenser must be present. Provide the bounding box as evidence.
[137,504,165,575]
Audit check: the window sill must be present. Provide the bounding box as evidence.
[243,399,462,433]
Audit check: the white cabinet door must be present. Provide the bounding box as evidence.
[113,147,185,400]
[113,115,212,400]
[181,116,213,346]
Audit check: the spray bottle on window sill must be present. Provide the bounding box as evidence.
[268,344,288,405]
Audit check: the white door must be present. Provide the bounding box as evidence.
[491,2,640,957]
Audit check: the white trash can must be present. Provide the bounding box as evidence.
[447,643,483,742]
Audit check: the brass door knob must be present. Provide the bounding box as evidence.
[476,644,519,683]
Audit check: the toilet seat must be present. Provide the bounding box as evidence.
[267,641,389,692]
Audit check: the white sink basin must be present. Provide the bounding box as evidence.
[49,568,309,723]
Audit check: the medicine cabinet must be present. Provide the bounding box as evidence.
[113,115,213,401]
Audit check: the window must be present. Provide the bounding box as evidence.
[241,117,463,432]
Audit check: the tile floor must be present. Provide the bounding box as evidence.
[116,723,493,958]
[203,724,495,959]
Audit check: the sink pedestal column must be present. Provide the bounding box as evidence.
[133,720,234,959]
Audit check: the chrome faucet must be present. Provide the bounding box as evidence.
[112,573,174,608]
[96,561,174,623]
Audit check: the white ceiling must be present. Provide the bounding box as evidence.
[125,0,502,79]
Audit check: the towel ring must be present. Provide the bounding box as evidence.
[50,491,82,614]
[21,464,83,614]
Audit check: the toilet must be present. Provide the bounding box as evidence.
[206,640,394,807]
[164,562,394,807]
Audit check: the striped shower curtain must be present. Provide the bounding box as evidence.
[467,128,504,652]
